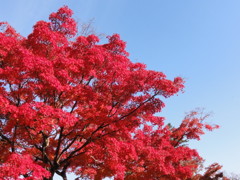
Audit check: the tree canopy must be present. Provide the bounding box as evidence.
[0,6,227,180]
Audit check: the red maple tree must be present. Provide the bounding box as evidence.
[0,6,226,180]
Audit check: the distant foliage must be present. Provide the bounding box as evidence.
[0,6,226,180]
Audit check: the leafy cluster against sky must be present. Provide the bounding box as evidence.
[0,6,231,180]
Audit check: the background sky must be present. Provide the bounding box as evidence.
[0,0,239,178]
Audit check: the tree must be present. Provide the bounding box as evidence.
[0,6,225,180]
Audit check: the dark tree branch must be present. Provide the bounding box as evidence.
[0,132,12,144]
[53,127,64,167]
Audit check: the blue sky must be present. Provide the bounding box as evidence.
[1,0,240,178]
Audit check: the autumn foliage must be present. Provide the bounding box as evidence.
[0,6,225,180]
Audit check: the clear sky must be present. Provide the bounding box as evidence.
[0,0,239,178]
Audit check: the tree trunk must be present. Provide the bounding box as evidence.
[62,173,67,180]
